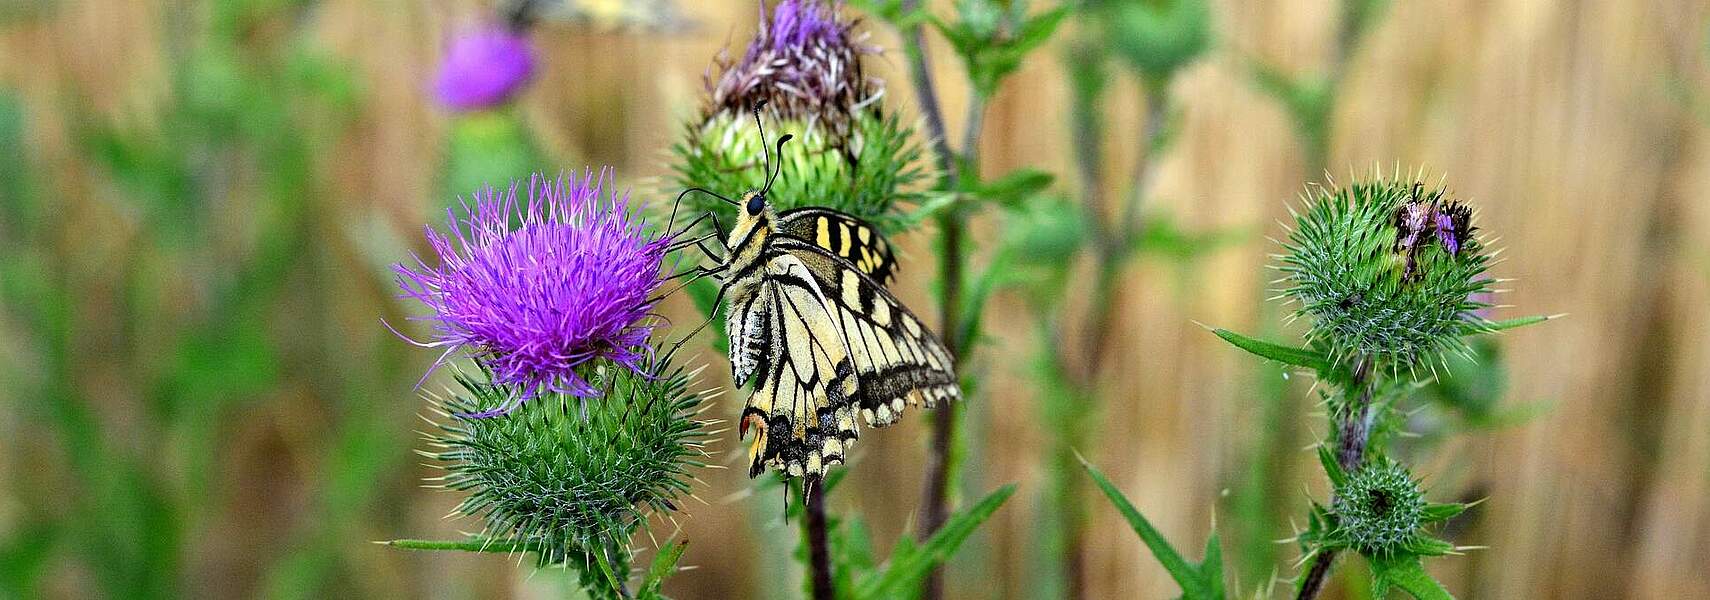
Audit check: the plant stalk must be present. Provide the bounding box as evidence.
[1296,357,1375,600]
[895,2,975,598]
[1052,73,1170,599]
[806,476,836,600]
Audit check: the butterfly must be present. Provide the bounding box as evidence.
[665,106,959,479]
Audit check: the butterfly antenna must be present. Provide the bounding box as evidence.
[753,101,772,189]
[763,134,793,195]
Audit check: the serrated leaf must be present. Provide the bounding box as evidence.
[1370,554,1454,600]
[1200,528,1225,600]
[1402,535,1458,557]
[1419,503,1467,524]
[1208,328,1332,374]
[1480,315,1556,333]
[854,484,1017,599]
[1318,445,1349,489]
[637,541,688,599]
[971,168,1054,207]
[1079,457,1213,598]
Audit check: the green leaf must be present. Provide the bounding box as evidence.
[1199,527,1225,600]
[1480,314,1558,333]
[637,541,689,599]
[377,538,538,553]
[1207,328,1333,374]
[1318,445,1349,489]
[1079,456,1215,599]
[1370,554,1455,600]
[1401,535,1458,557]
[896,191,959,228]
[971,168,1054,208]
[854,484,1017,599]
[1419,503,1468,524]
[590,547,626,596]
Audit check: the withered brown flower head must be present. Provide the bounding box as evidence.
[706,0,880,137]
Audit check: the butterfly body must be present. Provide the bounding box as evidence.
[720,190,959,478]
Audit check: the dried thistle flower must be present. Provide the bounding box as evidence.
[393,170,668,415]
[673,0,925,227]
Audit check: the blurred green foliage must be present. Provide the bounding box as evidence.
[0,0,430,597]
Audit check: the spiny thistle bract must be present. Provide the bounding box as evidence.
[672,0,925,227]
[393,169,668,415]
[1279,176,1495,376]
[426,359,713,572]
[1329,457,1427,557]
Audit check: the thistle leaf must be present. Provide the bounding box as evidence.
[1419,503,1468,524]
[1318,445,1349,489]
[1080,456,1221,599]
[1209,328,1333,374]
[854,484,1017,599]
[638,541,689,599]
[1480,315,1557,333]
[1370,553,1455,600]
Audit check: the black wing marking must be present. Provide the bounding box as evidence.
[770,237,960,427]
[776,207,899,285]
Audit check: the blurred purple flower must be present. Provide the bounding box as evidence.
[393,169,668,416]
[433,24,536,111]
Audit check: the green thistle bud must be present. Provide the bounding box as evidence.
[1330,457,1427,557]
[1279,176,1495,375]
[672,0,925,228]
[426,360,711,571]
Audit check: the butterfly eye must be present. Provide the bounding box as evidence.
[746,193,766,216]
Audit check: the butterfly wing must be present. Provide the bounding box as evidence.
[776,207,899,285]
[770,237,960,428]
[729,252,863,478]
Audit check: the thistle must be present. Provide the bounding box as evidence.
[393,169,668,415]
[1328,457,1428,557]
[1279,177,1495,375]
[673,0,925,226]
[431,22,537,112]
[425,359,712,574]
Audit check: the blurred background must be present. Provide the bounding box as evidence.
[2,0,1708,598]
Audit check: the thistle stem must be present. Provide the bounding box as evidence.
[1052,66,1171,600]
[895,2,972,598]
[805,476,836,600]
[1297,357,1374,600]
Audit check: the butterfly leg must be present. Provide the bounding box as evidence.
[659,280,733,362]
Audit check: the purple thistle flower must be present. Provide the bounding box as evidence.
[1434,201,1475,256]
[708,0,877,134]
[393,169,668,417]
[433,24,537,112]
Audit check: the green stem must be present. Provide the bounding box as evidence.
[1296,356,1375,600]
[897,3,985,598]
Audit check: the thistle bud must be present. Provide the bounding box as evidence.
[428,360,711,572]
[1330,457,1427,557]
[673,0,924,226]
[1279,177,1495,374]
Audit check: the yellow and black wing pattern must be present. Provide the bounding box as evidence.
[730,251,863,478]
[776,207,899,285]
[731,234,959,478]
